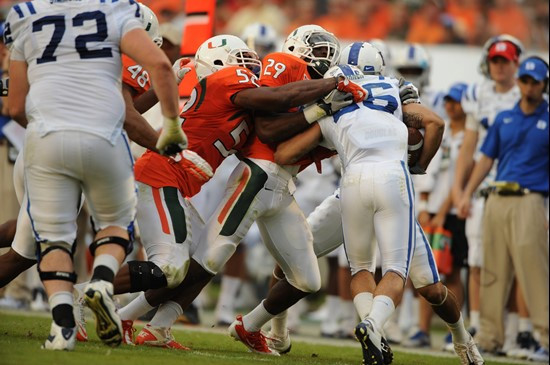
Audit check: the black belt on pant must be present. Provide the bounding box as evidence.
[490,188,548,198]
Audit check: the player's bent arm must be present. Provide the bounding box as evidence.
[462,154,494,199]
[233,78,338,112]
[255,111,311,144]
[122,85,159,153]
[452,127,478,197]
[274,123,323,165]
[7,60,28,127]
[133,88,160,114]
[403,103,444,170]
[121,29,178,118]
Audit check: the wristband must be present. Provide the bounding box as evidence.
[303,104,327,124]
[417,200,428,212]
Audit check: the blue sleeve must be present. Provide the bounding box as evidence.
[480,113,503,159]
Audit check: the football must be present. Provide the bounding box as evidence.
[407,127,424,166]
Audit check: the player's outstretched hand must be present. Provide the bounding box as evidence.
[322,89,353,114]
[336,76,367,103]
[172,58,192,85]
[398,78,421,105]
[156,116,188,156]
[408,162,426,175]
[175,150,214,182]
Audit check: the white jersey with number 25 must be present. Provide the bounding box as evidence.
[318,75,407,171]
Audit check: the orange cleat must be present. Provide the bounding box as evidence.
[228,315,279,356]
[135,324,190,350]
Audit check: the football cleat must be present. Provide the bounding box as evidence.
[83,280,122,347]
[403,329,431,348]
[528,347,549,363]
[42,321,76,351]
[135,324,190,350]
[122,320,136,345]
[442,332,455,353]
[453,335,485,365]
[228,315,279,356]
[73,289,88,342]
[266,330,292,354]
[355,319,384,365]
[381,336,394,364]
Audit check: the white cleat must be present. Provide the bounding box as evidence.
[83,280,122,347]
[355,319,384,365]
[454,336,485,365]
[73,288,88,342]
[266,330,292,354]
[528,347,549,363]
[42,321,76,351]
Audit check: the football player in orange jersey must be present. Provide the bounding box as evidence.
[109,33,366,348]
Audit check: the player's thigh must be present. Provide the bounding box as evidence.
[11,193,37,260]
[372,162,415,278]
[13,151,24,204]
[257,196,321,293]
[409,221,440,289]
[466,196,485,267]
[193,161,266,275]
[81,133,136,231]
[309,190,345,258]
[340,169,376,276]
[23,129,81,244]
[136,182,191,286]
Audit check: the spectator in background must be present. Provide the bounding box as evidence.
[285,0,318,36]
[489,0,531,47]
[225,0,287,37]
[446,0,491,45]
[413,83,469,350]
[530,0,549,50]
[149,0,184,24]
[354,0,392,40]
[159,22,182,63]
[457,56,549,363]
[407,0,452,44]
[315,0,361,40]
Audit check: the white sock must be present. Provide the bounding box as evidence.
[326,295,341,316]
[92,254,120,275]
[368,295,395,332]
[353,292,374,320]
[215,276,241,320]
[49,291,73,308]
[118,292,154,321]
[519,317,533,333]
[505,312,519,338]
[447,314,470,344]
[270,310,288,338]
[149,301,182,328]
[469,310,480,330]
[242,300,274,332]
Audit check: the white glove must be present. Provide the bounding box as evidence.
[399,77,421,105]
[172,150,213,182]
[156,116,188,155]
[303,90,353,124]
[172,58,192,85]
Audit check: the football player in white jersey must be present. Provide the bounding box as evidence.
[5,0,185,350]
[274,63,484,365]
[453,34,523,351]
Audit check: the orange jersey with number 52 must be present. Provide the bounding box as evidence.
[122,54,151,98]
[134,66,259,197]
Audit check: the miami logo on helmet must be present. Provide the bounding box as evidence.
[208,39,227,49]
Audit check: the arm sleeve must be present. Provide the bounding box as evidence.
[480,115,502,159]
[113,0,143,37]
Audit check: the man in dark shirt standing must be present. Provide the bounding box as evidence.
[458,56,549,362]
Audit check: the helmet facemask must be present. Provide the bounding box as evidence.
[226,49,262,76]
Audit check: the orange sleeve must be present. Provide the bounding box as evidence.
[260,53,309,88]
[122,55,151,97]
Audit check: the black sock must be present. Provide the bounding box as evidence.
[52,304,76,328]
[91,265,115,283]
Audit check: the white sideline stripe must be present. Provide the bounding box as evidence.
[0,309,532,365]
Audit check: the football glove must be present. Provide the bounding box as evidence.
[409,162,426,175]
[303,90,353,124]
[398,78,421,105]
[336,76,367,103]
[156,116,188,155]
[171,150,213,182]
[172,58,192,85]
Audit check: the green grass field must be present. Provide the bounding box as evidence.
[0,311,529,365]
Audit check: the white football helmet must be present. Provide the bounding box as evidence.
[283,25,341,77]
[140,3,162,47]
[479,34,523,79]
[194,35,262,81]
[240,23,278,59]
[340,42,385,76]
[323,64,363,79]
[393,43,431,90]
[367,38,391,67]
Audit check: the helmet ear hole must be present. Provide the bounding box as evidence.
[213,60,224,66]
[288,46,295,52]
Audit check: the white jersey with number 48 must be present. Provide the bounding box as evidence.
[5,0,143,143]
[318,75,407,171]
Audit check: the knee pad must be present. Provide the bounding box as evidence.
[38,242,77,283]
[127,261,168,292]
[89,236,132,257]
[288,269,322,294]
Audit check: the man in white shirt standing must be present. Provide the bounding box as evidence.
[6,0,185,350]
